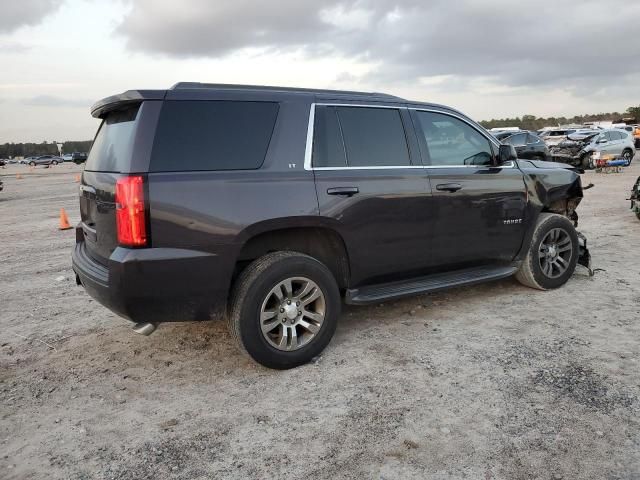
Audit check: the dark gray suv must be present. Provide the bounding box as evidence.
[73,83,591,369]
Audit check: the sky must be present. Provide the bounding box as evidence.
[1,0,639,143]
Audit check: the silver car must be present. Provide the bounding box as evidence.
[584,129,636,163]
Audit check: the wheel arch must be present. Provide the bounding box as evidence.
[234,220,351,289]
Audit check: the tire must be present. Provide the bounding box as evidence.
[622,149,633,164]
[227,251,341,369]
[29,161,35,166]
[581,153,592,170]
[51,160,58,165]
[515,213,579,290]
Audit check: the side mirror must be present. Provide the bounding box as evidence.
[498,144,518,165]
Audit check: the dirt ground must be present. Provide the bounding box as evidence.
[1,160,639,480]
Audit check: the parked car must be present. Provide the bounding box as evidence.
[62,153,74,162]
[550,129,635,168]
[71,152,88,164]
[634,126,640,149]
[28,155,63,166]
[631,176,640,220]
[73,83,592,369]
[493,131,550,161]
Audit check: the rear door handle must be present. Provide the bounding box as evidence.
[327,186,359,197]
[435,183,462,193]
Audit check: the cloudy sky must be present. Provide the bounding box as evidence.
[1,0,639,143]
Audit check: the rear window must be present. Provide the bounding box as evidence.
[85,106,139,172]
[150,101,279,172]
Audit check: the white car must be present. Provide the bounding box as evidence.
[62,153,73,162]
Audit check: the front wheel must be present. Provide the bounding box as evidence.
[227,251,341,369]
[515,213,579,290]
[51,160,58,165]
[29,161,36,166]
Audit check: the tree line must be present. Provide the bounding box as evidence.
[0,140,93,158]
[479,106,639,131]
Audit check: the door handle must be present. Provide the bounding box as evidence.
[435,183,462,193]
[327,186,359,197]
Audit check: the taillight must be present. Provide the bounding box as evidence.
[115,175,148,247]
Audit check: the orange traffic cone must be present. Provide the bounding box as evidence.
[74,174,80,183]
[16,173,22,179]
[59,208,73,230]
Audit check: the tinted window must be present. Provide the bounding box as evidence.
[335,107,410,167]
[415,111,493,166]
[151,101,279,172]
[504,133,527,146]
[609,131,622,141]
[86,106,139,172]
[312,106,347,168]
[527,133,542,144]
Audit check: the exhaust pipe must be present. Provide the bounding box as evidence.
[132,322,157,336]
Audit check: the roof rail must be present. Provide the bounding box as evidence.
[170,82,403,100]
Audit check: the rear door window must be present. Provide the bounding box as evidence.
[312,106,347,168]
[150,101,279,172]
[312,106,411,168]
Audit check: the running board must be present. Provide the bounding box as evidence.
[345,265,518,305]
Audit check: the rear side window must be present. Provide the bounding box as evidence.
[150,101,279,172]
[503,133,527,146]
[85,106,139,172]
[312,106,411,168]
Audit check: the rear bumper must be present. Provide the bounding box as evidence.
[72,233,232,324]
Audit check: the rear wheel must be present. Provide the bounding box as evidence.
[622,149,633,164]
[227,251,340,369]
[515,213,579,290]
[51,160,58,165]
[29,161,35,166]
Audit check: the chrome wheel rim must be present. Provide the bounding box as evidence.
[538,228,572,278]
[260,277,325,351]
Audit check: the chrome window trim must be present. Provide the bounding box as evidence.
[303,103,513,170]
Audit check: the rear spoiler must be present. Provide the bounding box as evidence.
[90,90,166,118]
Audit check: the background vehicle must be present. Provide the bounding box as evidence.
[539,128,577,146]
[28,155,62,166]
[73,83,591,369]
[634,126,640,148]
[631,176,640,220]
[551,128,635,168]
[62,153,74,162]
[493,131,550,160]
[566,129,599,141]
[71,152,88,164]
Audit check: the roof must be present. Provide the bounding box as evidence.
[91,82,455,118]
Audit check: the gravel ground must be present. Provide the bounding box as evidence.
[1,160,639,480]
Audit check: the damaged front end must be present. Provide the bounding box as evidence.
[519,160,593,275]
[549,136,595,169]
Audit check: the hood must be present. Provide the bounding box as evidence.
[516,159,579,171]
